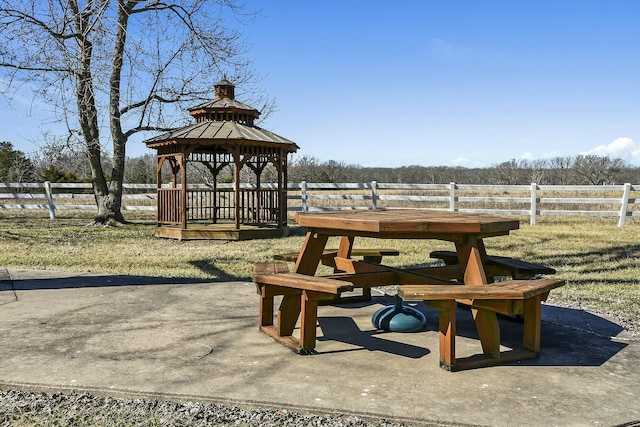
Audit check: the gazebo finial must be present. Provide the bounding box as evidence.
[215,76,235,100]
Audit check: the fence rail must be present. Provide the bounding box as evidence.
[2,181,640,226]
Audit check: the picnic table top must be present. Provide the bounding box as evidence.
[294,209,520,237]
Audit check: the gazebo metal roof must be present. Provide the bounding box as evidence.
[188,97,259,114]
[144,120,298,150]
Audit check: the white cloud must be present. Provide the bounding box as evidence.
[452,157,470,166]
[520,152,535,161]
[580,137,640,162]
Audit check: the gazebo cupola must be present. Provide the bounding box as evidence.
[144,77,299,240]
[188,78,260,126]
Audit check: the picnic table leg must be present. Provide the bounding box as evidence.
[459,243,501,359]
[295,232,329,275]
[270,232,329,338]
[299,290,322,353]
[277,293,302,337]
[337,235,354,259]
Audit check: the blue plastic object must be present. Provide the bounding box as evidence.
[371,296,427,332]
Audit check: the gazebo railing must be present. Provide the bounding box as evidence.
[185,187,280,224]
[157,188,181,224]
[239,188,279,223]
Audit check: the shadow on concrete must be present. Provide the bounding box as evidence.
[317,295,628,367]
[1,273,216,291]
[316,316,430,358]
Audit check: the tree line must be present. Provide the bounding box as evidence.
[288,155,640,185]
[2,141,638,187]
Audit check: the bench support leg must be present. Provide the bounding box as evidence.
[426,300,457,369]
[299,290,321,352]
[258,285,335,355]
[523,295,542,352]
[260,294,274,327]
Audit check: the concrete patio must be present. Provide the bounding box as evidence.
[1,268,638,426]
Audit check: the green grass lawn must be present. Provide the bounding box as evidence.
[1,211,638,336]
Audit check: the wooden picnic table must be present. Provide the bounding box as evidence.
[253,209,563,370]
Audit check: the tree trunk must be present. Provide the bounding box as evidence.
[72,0,125,225]
[91,0,135,226]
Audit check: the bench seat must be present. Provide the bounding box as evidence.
[430,250,556,279]
[398,277,566,371]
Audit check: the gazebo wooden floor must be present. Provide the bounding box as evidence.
[155,223,289,241]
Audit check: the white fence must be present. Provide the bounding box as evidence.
[2,181,640,226]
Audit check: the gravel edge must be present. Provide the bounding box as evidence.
[0,388,472,427]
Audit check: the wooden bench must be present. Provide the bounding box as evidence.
[274,248,400,303]
[253,261,354,354]
[430,250,556,280]
[398,277,566,371]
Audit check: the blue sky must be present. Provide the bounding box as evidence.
[2,1,639,168]
[241,0,640,167]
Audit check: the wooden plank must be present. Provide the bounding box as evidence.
[463,246,488,286]
[300,290,320,350]
[253,261,289,276]
[333,258,454,285]
[430,250,557,276]
[274,248,399,268]
[404,266,464,282]
[294,210,519,236]
[398,278,565,301]
[473,309,501,358]
[259,325,304,353]
[448,348,539,372]
[523,295,543,352]
[325,271,399,287]
[259,291,274,327]
[253,272,354,294]
[427,300,457,368]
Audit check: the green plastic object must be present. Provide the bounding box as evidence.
[371,296,427,332]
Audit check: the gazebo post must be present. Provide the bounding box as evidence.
[234,159,241,230]
[156,156,163,226]
[282,150,288,228]
[180,151,188,230]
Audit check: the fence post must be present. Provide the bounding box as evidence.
[301,181,308,212]
[371,181,378,209]
[618,183,631,227]
[530,183,537,225]
[44,181,56,219]
[449,182,457,211]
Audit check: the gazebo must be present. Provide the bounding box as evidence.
[143,78,299,240]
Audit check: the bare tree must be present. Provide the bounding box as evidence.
[572,155,625,185]
[289,155,323,183]
[490,159,529,185]
[547,156,575,185]
[0,0,263,224]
